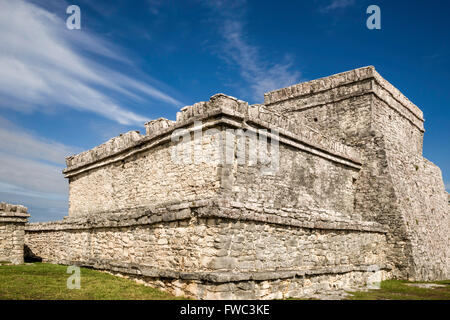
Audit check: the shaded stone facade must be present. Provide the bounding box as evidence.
[23,66,449,299]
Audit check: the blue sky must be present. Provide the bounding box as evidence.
[1,0,449,222]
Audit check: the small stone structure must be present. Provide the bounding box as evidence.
[20,66,449,299]
[0,203,29,264]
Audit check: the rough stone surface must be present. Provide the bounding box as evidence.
[0,202,30,264]
[25,202,390,299]
[265,66,449,281]
[19,66,449,299]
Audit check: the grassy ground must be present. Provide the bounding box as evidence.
[346,279,450,300]
[0,262,184,300]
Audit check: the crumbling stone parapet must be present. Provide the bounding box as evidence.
[144,118,175,136]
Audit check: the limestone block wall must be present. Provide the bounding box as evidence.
[63,92,361,220]
[264,66,424,153]
[0,202,29,264]
[264,66,449,280]
[265,73,375,148]
[65,129,222,217]
[385,155,449,280]
[371,95,449,280]
[226,128,360,219]
[211,97,362,221]
[25,199,389,299]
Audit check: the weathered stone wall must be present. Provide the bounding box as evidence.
[64,93,361,220]
[226,132,360,220]
[65,130,221,217]
[367,92,449,280]
[265,66,449,280]
[386,155,449,280]
[0,202,29,264]
[371,95,449,279]
[25,199,389,299]
[141,268,391,299]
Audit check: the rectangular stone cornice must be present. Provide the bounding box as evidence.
[371,68,423,120]
[64,130,144,173]
[63,94,361,177]
[264,66,424,127]
[25,198,386,234]
[0,212,30,218]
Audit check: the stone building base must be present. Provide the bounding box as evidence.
[24,200,392,299]
[133,268,392,300]
[37,257,391,299]
[59,259,390,299]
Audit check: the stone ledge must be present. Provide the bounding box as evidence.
[0,212,30,218]
[161,96,361,164]
[0,217,30,223]
[0,203,30,223]
[40,258,391,283]
[220,117,361,170]
[64,131,144,173]
[63,100,361,176]
[25,198,387,233]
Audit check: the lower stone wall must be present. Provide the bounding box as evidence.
[385,154,450,281]
[24,200,389,299]
[0,223,24,264]
[116,267,392,299]
[0,203,30,264]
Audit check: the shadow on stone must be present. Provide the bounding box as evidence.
[24,245,42,263]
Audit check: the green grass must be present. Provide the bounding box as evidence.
[346,279,450,300]
[0,262,185,300]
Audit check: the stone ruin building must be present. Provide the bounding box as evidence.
[2,66,449,299]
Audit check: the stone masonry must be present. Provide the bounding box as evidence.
[21,66,449,299]
[0,203,30,264]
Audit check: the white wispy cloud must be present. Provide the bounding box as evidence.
[0,116,78,220]
[0,0,183,125]
[204,0,301,101]
[0,156,66,199]
[221,20,301,101]
[0,117,78,166]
